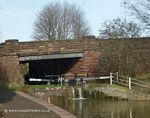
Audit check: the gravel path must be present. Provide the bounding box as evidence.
[0,90,60,118]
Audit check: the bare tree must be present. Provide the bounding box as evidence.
[99,18,141,39]
[98,18,141,76]
[126,0,150,31]
[33,2,90,40]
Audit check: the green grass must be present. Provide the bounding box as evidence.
[85,83,128,90]
[135,74,150,82]
[0,108,4,117]
[0,83,63,93]
[28,84,61,89]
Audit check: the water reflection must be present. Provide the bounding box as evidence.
[50,96,150,118]
[130,108,132,118]
[71,87,85,100]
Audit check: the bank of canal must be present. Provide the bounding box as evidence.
[0,90,60,118]
[24,84,150,118]
[2,83,149,118]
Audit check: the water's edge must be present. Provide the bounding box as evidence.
[15,91,78,118]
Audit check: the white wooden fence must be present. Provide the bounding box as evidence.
[83,72,150,92]
[111,72,150,93]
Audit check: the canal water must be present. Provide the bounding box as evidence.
[50,96,150,118]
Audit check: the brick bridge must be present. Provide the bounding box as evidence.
[0,37,149,84]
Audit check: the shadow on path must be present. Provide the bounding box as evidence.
[0,90,16,103]
[0,89,16,117]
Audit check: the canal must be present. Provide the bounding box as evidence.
[50,96,150,118]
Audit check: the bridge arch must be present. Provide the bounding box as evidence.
[0,39,99,83]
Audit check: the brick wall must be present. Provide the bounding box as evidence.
[0,56,20,84]
[0,37,149,83]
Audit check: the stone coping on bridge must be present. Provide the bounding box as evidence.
[15,91,78,118]
[1,37,150,57]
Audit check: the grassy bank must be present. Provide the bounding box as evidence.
[0,84,63,92]
[135,74,150,82]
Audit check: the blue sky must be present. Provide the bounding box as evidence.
[0,0,126,42]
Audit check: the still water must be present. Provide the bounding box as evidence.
[51,96,150,118]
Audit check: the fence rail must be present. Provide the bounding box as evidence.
[111,72,150,94]
[27,72,150,94]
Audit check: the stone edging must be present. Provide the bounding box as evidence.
[15,91,78,118]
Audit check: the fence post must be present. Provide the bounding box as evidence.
[116,72,118,82]
[110,73,113,85]
[129,77,131,90]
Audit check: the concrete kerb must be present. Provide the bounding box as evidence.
[15,91,78,118]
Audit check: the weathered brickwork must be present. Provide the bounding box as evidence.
[0,56,20,83]
[0,37,149,83]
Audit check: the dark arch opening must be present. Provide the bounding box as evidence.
[20,58,81,84]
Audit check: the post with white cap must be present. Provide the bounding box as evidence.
[110,73,113,85]
[116,72,119,82]
[129,77,131,90]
